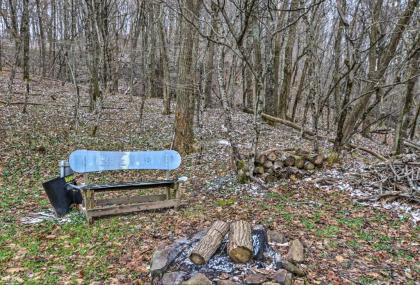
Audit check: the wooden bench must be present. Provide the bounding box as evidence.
[64,149,186,223]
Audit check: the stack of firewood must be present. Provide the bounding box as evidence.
[254,148,325,182]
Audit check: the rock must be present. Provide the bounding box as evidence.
[151,233,205,278]
[287,239,304,263]
[161,271,187,285]
[281,260,306,277]
[182,273,212,285]
[150,246,179,278]
[217,280,238,285]
[273,269,293,285]
[244,273,268,284]
[267,230,286,244]
[262,283,281,285]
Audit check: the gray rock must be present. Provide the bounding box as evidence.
[150,247,173,278]
[151,233,205,278]
[267,230,286,244]
[287,239,304,263]
[244,273,268,285]
[262,283,281,285]
[273,269,293,285]
[182,273,212,285]
[161,271,187,285]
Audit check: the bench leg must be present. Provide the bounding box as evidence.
[166,187,172,200]
[173,182,180,209]
[82,190,95,224]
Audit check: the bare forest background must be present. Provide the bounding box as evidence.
[0,0,420,284]
[0,0,418,163]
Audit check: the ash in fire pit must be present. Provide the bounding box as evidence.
[150,221,307,285]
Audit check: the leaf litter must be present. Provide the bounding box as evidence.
[0,72,419,284]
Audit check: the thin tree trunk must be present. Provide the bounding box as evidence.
[341,0,418,144]
[21,0,30,114]
[393,46,418,154]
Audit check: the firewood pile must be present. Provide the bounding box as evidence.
[254,148,325,182]
[353,153,420,204]
[150,220,308,285]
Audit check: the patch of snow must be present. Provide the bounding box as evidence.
[20,209,77,225]
[218,139,231,146]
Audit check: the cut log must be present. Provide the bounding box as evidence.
[265,174,277,183]
[273,160,283,170]
[267,151,277,162]
[310,154,324,166]
[263,160,273,169]
[228,220,253,263]
[254,166,265,175]
[189,221,229,265]
[284,155,295,166]
[304,161,315,171]
[293,155,304,169]
[256,153,267,165]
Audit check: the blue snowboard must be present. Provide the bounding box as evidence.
[69,150,181,173]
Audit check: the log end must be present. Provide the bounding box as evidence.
[189,252,206,265]
[229,246,253,263]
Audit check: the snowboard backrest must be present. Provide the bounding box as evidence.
[68,150,182,173]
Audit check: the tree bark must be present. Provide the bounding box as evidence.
[278,0,299,119]
[341,0,418,144]
[227,220,253,263]
[173,0,201,155]
[393,45,419,154]
[190,220,229,265]
[21,0,30,114]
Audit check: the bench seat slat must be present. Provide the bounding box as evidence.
[87,199,184,218]
[82,180,176,192]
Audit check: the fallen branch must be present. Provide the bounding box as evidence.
[0,100,126,110]
[357,191,420,203]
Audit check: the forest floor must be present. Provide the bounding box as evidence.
[0,72,419,284]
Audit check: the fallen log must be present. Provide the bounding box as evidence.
[304,161,315,171]
[259,112,387,161]
[228,220,253,263]
[190,220,229,265]
[310,154,324,166]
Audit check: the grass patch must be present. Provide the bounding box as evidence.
[316,225,340,238]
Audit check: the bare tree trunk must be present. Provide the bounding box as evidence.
[129,1,143,102]
[291,58,308,121]
[341,0,418,144]
[21,0,30,114]
[35,0,46,77]
[173,0,201,154]
[160,6,171,115]
[393,46,419,154]
[203,1,218,108]
[410,102,420,140]
[278,0,298,119]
